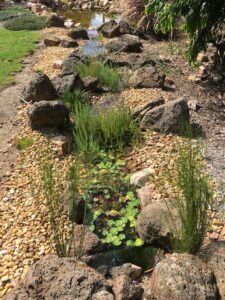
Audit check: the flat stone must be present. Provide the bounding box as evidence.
[130,167,155,188]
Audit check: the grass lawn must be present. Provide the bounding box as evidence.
[0,28,40,87]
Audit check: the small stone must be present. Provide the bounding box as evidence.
[130,167,155,187]
[53,60,63,70]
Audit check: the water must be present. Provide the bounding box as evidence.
[59,9,119,56]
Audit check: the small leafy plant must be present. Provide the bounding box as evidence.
[16,137,34,150]
[75,59,121,92]
[4,15,46,31]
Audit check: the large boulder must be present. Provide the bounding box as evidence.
[52,73,84,96]
[106,34,142,53]
[46,13,64,28]
[113,275,143,300]
[61,53,87,75]
[44,36,61,47]
[130,66,165,88]
[68,28,89,40]
[99,20,131,38]
[27,100,69,130]
[198,242,225,299]
[21,73,57,103]
[119,0,145,22]
[3,255,112,300]
[150,253,219,300]
[140,98,190,134]
[135,200,179,246]
[105,53,155,69]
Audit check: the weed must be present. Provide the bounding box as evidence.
[168,137,212,254]
[63,89,89,112]
[75,59,121,92]
[4,15,46,31]
[16,137,34,150]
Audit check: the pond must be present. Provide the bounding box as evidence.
[59,9,120,56]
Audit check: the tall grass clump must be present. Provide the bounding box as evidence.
[4,15,46,31]
[75,59,121,92]
[42,161,69,257]
[70,99,141,161]
[168,133,212,254]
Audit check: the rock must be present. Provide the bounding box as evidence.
[92,290,115,300]
[60,40,78,48]
[119,0,145,22]
[198,241,225,299]
[197,52,209,63]
[46,13,64,28]
[53,59,63,70]
[71,225,105,257]
[105,53,155,69]
[130,167,155,188]
[27,100,69,130]
[21,73,57,103]
[44,36,61,47]
[64,19,74,29]
[113,275,143,300]
[150,253,218,300]
[136,183,156,209]
[62,53,87,75]
[132,97,165,118]
[110,263,142,281]
[140,98,190,134]
[106,34,142,53]
[51,135,70,155]
[135,200,179,245]
[83,76,99,92]
[4,255,112,300]
[68,28,89,40]
[52,73,84,96]
[99,20,131,38]
[130,67,165,88]
[187,99,200,111]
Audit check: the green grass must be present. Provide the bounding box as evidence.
[0,28,40,87]
[69,96,141,161]
[168,136,212,254]
[16,137,34,150]
[4,15,46,31]
[75,59,122,92]
[0,6,31,21]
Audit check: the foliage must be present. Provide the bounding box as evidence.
[0,28,40,87]
[74,151,143,247]
[63,89,89,112]
[168,137,212,254]
[16,137,34,150]
[75,59,122,92]
[4,14,46,31]
[71,101,140,161]
[42,161,69,257]
[0,6,31,21]
[145,0,225,64]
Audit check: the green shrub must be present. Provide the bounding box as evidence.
[4,15,46,31]
[16,137,34,150]
[75,59,121,92]
[0,6,31,22]
[168,137,212,254]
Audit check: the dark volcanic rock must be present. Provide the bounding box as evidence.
[130,66,165,88]
[21,73,57,103]
[60,40,79,48]
[99,20,131,38]
[106,34,142,53]
[68,29,89,40]
[3,255,112,300]
[150,253,219,300]
[140,98,190,134]
[27,100,69,130]
[105,53,156,69]
[44,36,61,47]
[83,76,99,92]
[52,73,84,96]
[46,14,64,28]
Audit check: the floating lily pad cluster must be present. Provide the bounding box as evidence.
[79,151,144,247]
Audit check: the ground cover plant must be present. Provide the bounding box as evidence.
[16,137,34,150]
[0,28,40,86]
[74,59,122,92]
[0,6,31,21]
[4,14,46,31]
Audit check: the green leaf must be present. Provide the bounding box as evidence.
[126,240,134,247]
[134,238,144,246]
[112,238,122,246]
